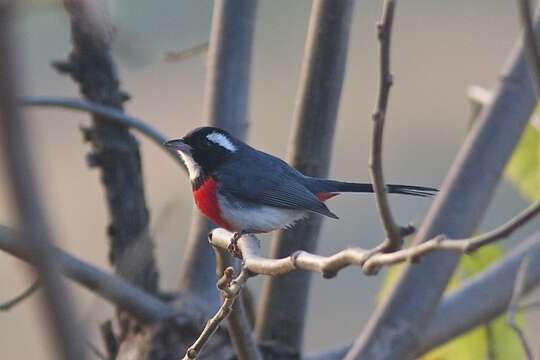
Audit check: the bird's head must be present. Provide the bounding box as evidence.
[165,126,238,180]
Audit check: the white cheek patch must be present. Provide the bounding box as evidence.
[177,150,201,180]
[206,132,237,152]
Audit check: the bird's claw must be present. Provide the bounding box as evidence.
[228,232,243,259]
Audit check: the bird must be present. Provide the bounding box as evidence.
[165,126,436,253]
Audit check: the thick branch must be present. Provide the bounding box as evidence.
[507,257,534,360]
[59,0,158,294]
[369,0,405,251]
[347,5,540,359]
[413,228,540,357]
[0,3,86,358]
[518,0,540,95]
[20,96,183,166]
[255,1,355,353]
[0,226,174,322]
[177,0,257,309]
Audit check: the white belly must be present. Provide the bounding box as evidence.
[217,193,307,233]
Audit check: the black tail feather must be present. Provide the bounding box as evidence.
[308,179,438,198]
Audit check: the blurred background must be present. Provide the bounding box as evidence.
[1,0,538,358]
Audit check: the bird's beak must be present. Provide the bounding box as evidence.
[164,138,191,153]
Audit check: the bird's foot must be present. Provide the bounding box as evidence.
[227,232,243,259]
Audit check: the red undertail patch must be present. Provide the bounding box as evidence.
[193,178,233,230]
[316,192,339,201]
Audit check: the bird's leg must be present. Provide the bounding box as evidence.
[227,231,244,259]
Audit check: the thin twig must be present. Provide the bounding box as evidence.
[182,267,253,360]
[0,225,174,322]
[0,279,40,311]
[518,0,540,95]
[20,96,183,166]
[369,0,406,252]
[507,257,534,360]
[164,42,209,62]
[209,199,540,277]
[212,247,263,360]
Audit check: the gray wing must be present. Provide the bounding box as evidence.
[217,148,338,219]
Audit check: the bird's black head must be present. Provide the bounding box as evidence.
[165,127,239,182]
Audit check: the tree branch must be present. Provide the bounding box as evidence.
[0,226,174,322]
[182,266,254,360]
[59,0,159,295]
[518,0,540,95]
[209,196,540,276]
[369,0,408,252]
[507,256,534,360]
[213,247,262,360]
[0,279,40,311]
[255,1,355,353]
[347,4,540,359]
[411,228,540,357]
[20,95,183,166]
[177,0,257,310]
[0,3,86,358]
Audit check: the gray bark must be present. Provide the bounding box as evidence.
[0,3,86,358]
[177,0,257,309]
[255,0,355,356]
[346,7,540,360]
[56,0,159,294]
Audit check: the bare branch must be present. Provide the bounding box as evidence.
[209,198,540,277]
[507,257,534,360]
[256,1,355,353]
[59,0,159,295]
[20,96,183,166]
[164,42,209,62]
[518,0,540,95]
[0,226,174,322]
[182,267,254,360]
[348,4,540,359]
[0,279,40,311]
[369,0,407,252]
[213,247,263,360]
[177,0,257,310]
[0,3,87,359]
[414,229,540,358]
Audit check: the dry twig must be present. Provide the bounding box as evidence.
[182,266,254,360]
[507,257,534,360]
[0,280,40,311]
[369,0,409,253]
[20,96,183,166]
[209,199,540,277]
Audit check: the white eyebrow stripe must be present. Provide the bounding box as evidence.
[206,132,237,152]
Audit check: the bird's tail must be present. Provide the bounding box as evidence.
[308,179,437,197]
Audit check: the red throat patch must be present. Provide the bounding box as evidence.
[193,177,233,230]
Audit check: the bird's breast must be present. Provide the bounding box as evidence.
[192,177,233,230]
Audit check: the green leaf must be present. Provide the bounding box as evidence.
[505,109,540,201]
[378,244,527,359]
